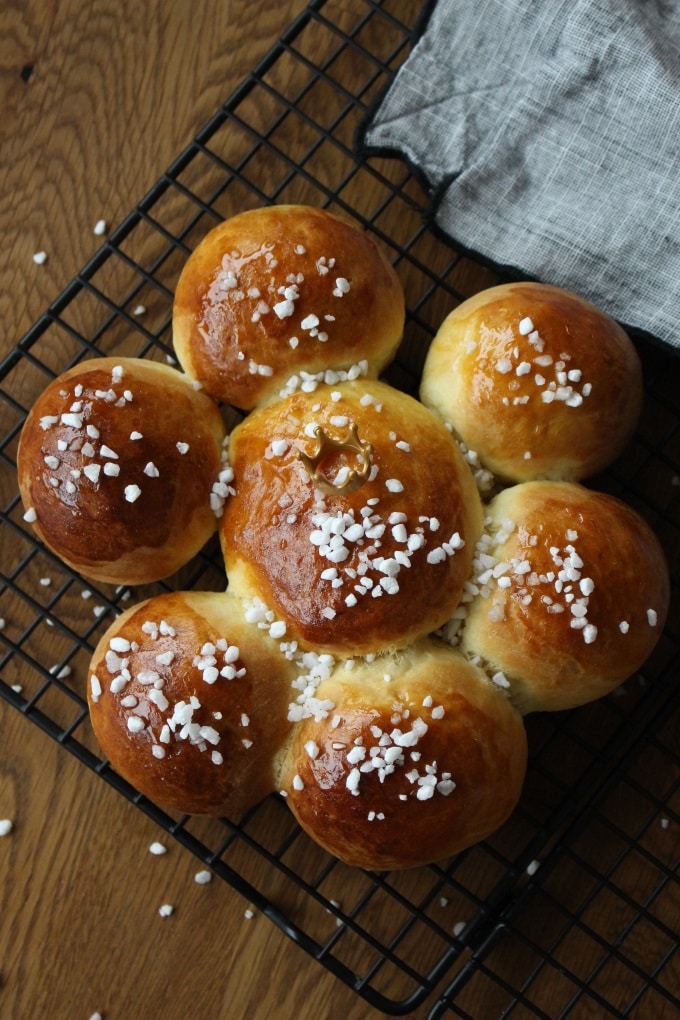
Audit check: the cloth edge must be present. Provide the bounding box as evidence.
[354,0,680,360]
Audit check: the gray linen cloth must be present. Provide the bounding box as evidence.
[361,0,680,351]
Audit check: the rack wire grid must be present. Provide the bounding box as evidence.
[1,1,678,1017]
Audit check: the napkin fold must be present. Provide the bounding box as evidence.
[360,0,680,352]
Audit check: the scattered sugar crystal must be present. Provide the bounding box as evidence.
[583,624,598,644]
[124,484,141,503]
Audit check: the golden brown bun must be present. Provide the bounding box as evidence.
[420,282,643,483]
[17,358,227,585]
[87,591,297,816]
[459,481,670,713]
[172,204,405,410]
[278,638,527,870]
[220,379,484,656]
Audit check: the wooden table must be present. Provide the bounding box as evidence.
[1,4,677,1020]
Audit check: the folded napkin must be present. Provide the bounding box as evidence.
[361,0,680,352]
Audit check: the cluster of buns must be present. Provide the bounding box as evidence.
[17,206,670,870]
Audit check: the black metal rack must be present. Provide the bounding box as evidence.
[1,2,677,1016]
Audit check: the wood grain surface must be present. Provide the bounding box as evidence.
[1,3,677,1020]
[1,2,443,1017]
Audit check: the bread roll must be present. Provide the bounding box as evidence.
[17,358,227,585]
[278,638,527,870]
[172,204,405,410]
[87,591,297,815]
[459,481,670,713]
[23,205,664,872]
[220,378,484,656]
[420,282,643,483]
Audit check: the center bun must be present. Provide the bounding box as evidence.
[220,379,484,656]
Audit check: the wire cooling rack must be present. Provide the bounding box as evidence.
[1,2,678,1016]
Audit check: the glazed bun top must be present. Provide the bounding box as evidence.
[172,204,405,410]
[459,481,670,713]
[17,357,227,585]
[87,590,297,816]
[420,282,643,483]
[219,378,484,657]
[278,638,528,870]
